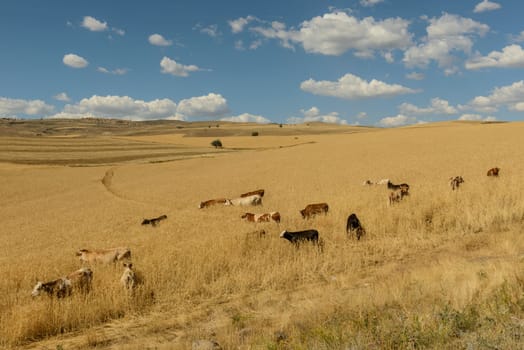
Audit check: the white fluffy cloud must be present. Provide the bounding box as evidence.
[399,98,457,116]
[300,73,418,99]
[228,15,256,33]
[49,95,178,120]
[176,93,229,118]
[148,34,173,46]
[63,53,88,68]
[287,107,348,125]
[251,11,412,57]
[221,113,270,123]
[53,92,70,102]
[160,57,201,77]
[403,13,489,73]
[0,97,54,117]
[81,16,107,31]
[378,114,417,127]
[473,0,501,13]
[458,114,497,121]
[465,45,524,70]
[469,80,524,112]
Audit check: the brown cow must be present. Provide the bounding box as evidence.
[76,247,131,264]
[387,181,410,193]
[241,211,281,223]
[449,176,464,190]
[141,214,167,226]
[198,198,229,209]
[32,267,93,298]
[388,188,409,206]
[240,189,265,198]
[487,167,500,177]
[300,203,329,219]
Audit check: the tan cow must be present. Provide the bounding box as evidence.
[388,188,409,206]
[32,267,93,298]
[120,263,137,291]
[76,247,131,264]
[225,194,262,206]
[300,203,329,219]
[198,198,229,209]
[241,211,281,223]
[487,167,500,177]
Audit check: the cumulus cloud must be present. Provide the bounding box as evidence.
[469,80,524,112]
[300,73,418,100]
[399,98,458,116]
[0,97,54,117]
[465,44,524,69]
[81,16,107,31]
[378,114,417,127]
[47,95,178,121]
[148,33,173,46]
[63,53,89,68]
[176,93,229,118]
[251,11,412,57]
[287,107,348,125]
[160,57,201,77]
[228,15,257,33]
[221,113,270,123]
[403,13,489,73]
[53,92,70,102]
[458,114,497,121]
[473,0,501,13]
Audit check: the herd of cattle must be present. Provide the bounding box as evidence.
[32,167,500,299]
[31,247,136,299]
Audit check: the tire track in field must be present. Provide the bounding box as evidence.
[101,168,133,201]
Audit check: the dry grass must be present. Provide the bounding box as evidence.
[0,120,523,349]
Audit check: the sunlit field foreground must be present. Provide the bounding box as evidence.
[1,120,523,349]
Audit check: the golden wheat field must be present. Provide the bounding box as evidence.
[0,119,523,349]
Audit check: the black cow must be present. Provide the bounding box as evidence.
[280,229,319,244]
[141,214,167,227]
[346,213,366,240]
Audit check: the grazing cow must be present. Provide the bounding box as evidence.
[487,167,500,177]
[120,263,136,291]
[362,180,374,186]
[32,267,93,298]
[76,247,131,264]
[388,189,408,206]
[141,214,167,226]
[240,189,265,198]
[199,198,229,209]
[241,211,281,223]
[346,213,366,240]
[387,181,410,193]
[31,278,69,298]
[449,176,464,190]
[376,178,390,185]
[280,229,319,245]
[225,194,262,206]
[300,203,329,219]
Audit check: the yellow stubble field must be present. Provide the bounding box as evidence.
[0,120,523,349]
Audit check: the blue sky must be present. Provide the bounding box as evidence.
[2,0,524,126]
